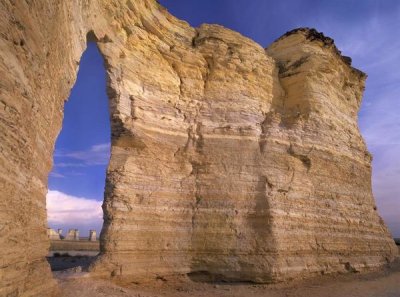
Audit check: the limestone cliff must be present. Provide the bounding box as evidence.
[0,1,397,296]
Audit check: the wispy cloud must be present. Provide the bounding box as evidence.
[54,142,110,167]
[49,172,65,178]
[46,190,103,231]
[55,163,86,168]
[338,14,400,237]
[295,4,400,237]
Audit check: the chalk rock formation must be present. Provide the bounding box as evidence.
[65,229,80,241]
[0,1,397,296]
[47,228,61,241]
[89,230,97,242]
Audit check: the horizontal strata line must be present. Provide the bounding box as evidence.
[106,220,386,231]
[114,184,366,197]
[105,249,394,258]
[107,217,385,231]
[114,182,371,199]
[119,121,368,163]
[110,203,378,219]
[109,211,383,229]
[109,203,377,215]
[111,193,376,212]
[134,120,259,140]
[111,205,373,218]
[104,224,389,236]
[117,169,367,181]
[101,231,388,242]
[107,225,388,238]
[272,230,392,239]
[116,181,368,196]
[101,250,392,257]
[105,221,388,235]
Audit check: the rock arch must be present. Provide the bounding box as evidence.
[0,1,396,296]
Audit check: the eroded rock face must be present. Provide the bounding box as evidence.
[0,1,397,295]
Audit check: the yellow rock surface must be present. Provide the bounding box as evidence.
[0,1,396,296]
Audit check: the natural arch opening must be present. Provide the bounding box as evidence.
[46,41,110,271]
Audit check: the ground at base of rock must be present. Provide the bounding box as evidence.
[57,258,400,297]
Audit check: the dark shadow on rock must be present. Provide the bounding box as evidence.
[47,256,97,272]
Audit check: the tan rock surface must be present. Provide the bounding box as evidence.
[0,1,397,296]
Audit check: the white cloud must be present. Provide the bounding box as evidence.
[55,163,86,168]
[49,172,65,178]
[54,142,110,166]
[46,190,103,229]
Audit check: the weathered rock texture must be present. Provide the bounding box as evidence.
[0,1,397,296]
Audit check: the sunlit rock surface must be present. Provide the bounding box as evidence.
[0,1,397,296]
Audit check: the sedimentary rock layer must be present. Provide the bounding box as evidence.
[0,1,397,295]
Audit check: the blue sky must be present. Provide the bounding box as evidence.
[47,43,109,236]
[49,42,110,199]
[47,0,400,237]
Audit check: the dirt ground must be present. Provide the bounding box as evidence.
[54,253,400,297]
